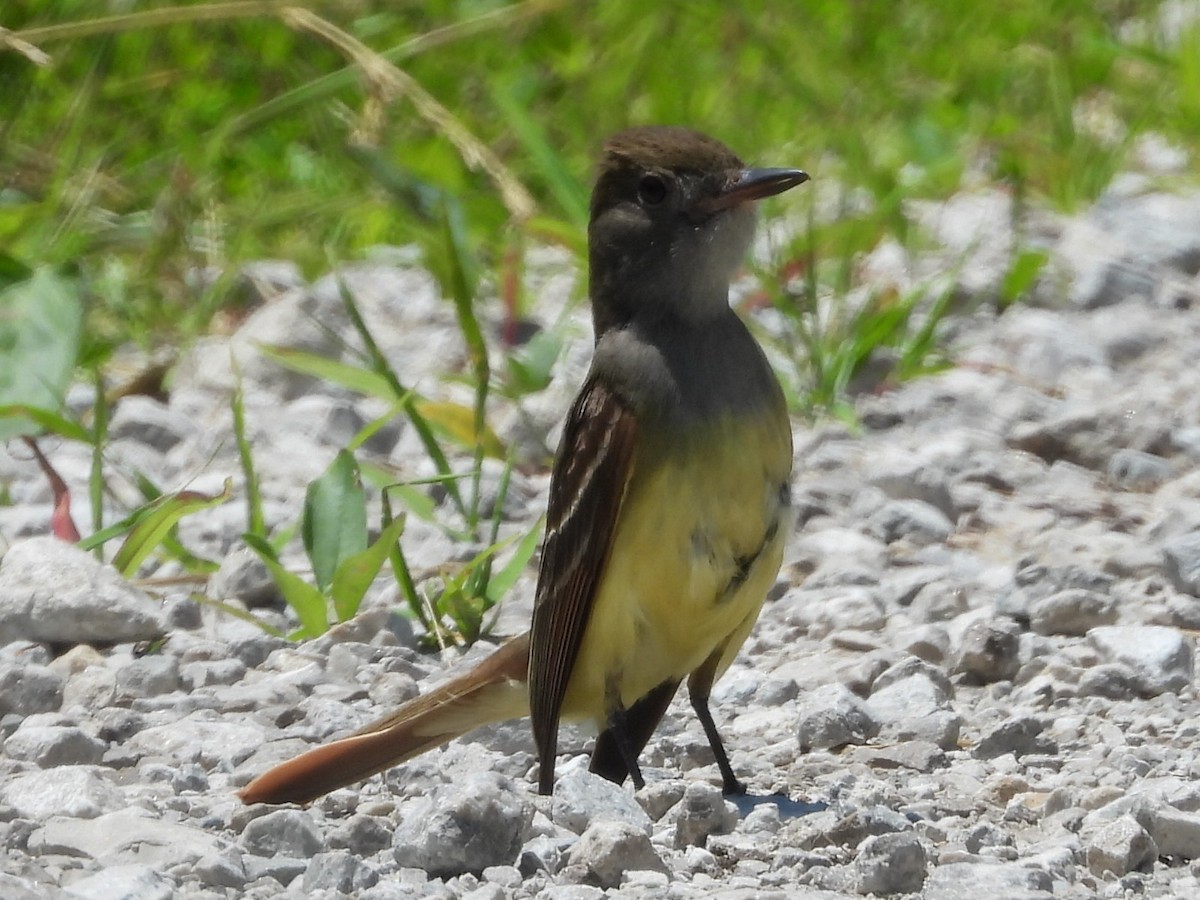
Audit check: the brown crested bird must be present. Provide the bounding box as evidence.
[239,126,808,806]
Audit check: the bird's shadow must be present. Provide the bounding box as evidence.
[729,791,828,820]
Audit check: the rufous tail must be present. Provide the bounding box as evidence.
[238,634,531,805]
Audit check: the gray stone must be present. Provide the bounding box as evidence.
[865,499,954,546]
[893,624,951,664]
[797,682,880,751]
[208,548,282,608]
[953,618,1022,682]
[129,715,264,768]
[1086,814,1157,876]
[0,662,63,717]
[1164,532,1200,597]
[108,395,195,451]
[302,850,379,894]
[565,820,667,889]
[3,724,105,766]
[859,740,947,773]
[550,768,652,835]
[820,807,913,849]
[518,834,572,877]
[855,831,927,894]
[667,781,739,848]
[973,716,1057,760]
[1093,189,1200,275]
[1108,448,1173,489]
[62,663,117,710]
[0,873,48,900]
[923,862,1053,899]
[1078,663,1142,700]
[242,855,307,887]
[392,772,533,877]
[63,864,175,900]
[1140,805,1200,860]
[31,810,225,864]
[328,813,393,855]
[1088,625,1194,694]
[242,808,323,858]
[635,780,686,822]
[910,190,1015,303]
[0,537,166,644]
[180,658,247,690]
[864,659,959,748]
[868,457,957,520]
[3,766,120,820]
[115,655,180,698]
[193,850,249,889]
[1029,589,1118,636]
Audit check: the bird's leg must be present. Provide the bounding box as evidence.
[604,702,647,790]
[688,657,746,796]
[591,679,680,785]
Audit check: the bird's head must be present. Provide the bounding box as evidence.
[588,126,808,335]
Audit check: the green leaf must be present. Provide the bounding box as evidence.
[111,479,233,577]
[231,360,266,538]
[1000,248,1051,307]
[188,592,286,639]
[257,345,403,401]
[0,253,33,290]
[419,400,505,459]
[0,266,86,441]
[0,405,91,442]
[303,450,368,593]
[242,532,282,565]
[505,329,563,395]
[486,517,544,603]
[377,477,439,523]
[330,514,407,623]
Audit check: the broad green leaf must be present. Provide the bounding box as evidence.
[330,514,407,623]
[0,266,86,441]
[303,450,368,593]
[112,479,233,577]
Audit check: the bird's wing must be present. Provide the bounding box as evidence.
[528,377,639,792]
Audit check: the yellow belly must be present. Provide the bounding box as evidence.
[559,413,791,725]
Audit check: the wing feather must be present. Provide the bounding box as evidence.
[528,378,639,793]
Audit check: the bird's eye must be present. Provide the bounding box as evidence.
[637,174,668,206]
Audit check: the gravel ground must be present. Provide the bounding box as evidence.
[2,149,1200,898]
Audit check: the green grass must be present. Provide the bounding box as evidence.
[4,2,1196,353]
[2,0,1198,641]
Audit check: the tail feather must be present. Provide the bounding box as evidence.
[238,634,531,805]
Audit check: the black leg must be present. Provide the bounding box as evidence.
[605,704,647,789]
[688,654,745,796]
[590,679,680,785]
[690,690,745,795]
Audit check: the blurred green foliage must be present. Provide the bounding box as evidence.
[3,0,1196,354]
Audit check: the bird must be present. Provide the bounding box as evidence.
[238,126,809,806]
